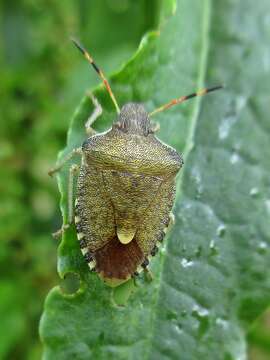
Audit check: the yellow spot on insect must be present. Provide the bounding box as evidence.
[77,232,84,240]
[88,260,96,270]
[117,228,136,245]
[75,216,81,224]
[81,248,88,255]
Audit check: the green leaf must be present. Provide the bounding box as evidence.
[248,309,270,357]
[40,0,270,359]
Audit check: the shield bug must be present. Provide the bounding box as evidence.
[50,39,222,287]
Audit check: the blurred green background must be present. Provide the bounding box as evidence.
[0,0,269,359]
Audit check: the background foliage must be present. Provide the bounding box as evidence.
[0,1,158,358]
[0,0,269,359]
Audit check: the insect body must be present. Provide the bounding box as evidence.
[50,39,222,287]
[75,103,182,286]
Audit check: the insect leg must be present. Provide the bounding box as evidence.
[143,267,153,283]
[48,147,82,177]
[140,258,152,282]
[52,163,80,239]
[169,212,175,225]
[85,91,102,136]
[52,224,70,239]
[167,212,175,230]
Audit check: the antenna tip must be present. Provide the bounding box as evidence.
[205,84,225,94]
[212,84,224,90]
[70,37,85,55]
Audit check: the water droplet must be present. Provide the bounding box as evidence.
[183,202,192,210]
[236,355,246,360]
[217,225,226,237]
[230,152,240,164]
[258,241,267,254]
[192,305,210,338]
[249,187,259,197]
[209,240,218,256]
[235,95,247,112]
[219,116,235,140]
[174,323,183,334]
[160,246,166,255]
[218,96,246,141]
[192,305,209,317]
[181,258,194,268]
[216,318,229,329]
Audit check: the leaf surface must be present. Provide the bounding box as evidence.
[40,0,270,359]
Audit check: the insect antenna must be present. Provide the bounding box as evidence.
[71,37,120,114]
[149,85,223,117]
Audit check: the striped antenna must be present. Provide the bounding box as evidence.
[149,85,223,117]
[71,38,120,114]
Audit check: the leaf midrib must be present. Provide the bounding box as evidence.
[145,0,212,358]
